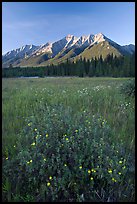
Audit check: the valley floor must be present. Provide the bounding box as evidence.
[2,77,135,202]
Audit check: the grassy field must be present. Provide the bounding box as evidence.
[2,77,135,202]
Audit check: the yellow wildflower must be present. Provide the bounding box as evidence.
[75,130,78,133]
[64,164,67,167]
[66,138,69,141]
[44,158,46,161]
[118,172,122,175]
[13,145,16,148]
[90,177,94,180]
[122,166,126,169]
[27,159,32,164]
[79,166,82,169]
[119,161,122,164]
[49,176,52,180]
[91,168,96,172]
[31,142,36,146]
[46,134,48,138]
[47,182,51,187]
[88,170,91,174]
[112,178,117,182]
[34,128,37,131]
[108,169,112,174]
[6,157,8,160]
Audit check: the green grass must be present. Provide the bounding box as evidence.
[2,77,135,202]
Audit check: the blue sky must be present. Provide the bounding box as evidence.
[2,2,135,54]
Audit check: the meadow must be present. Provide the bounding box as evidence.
[2,77,135,202]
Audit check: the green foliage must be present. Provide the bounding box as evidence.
[3,110,134,202]
[2,53,135,78]
[120,79,135,97]
[2,77,135,202]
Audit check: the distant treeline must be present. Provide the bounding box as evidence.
[2,53,135,78]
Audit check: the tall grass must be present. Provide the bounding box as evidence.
[2,77,135,202]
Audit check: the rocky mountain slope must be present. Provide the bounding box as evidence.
[2,33,135,67]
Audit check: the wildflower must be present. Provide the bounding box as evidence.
[112,178,117,182]
[49,176,52,180]
[28,123,31,126]
[36,135,38,139]
[27,159,32,164]
[64,164,67,167]
[66,138,69,141]
[47,182,51,187]
[64,134,67,136]
[44,158,46,161]
[122,166,126,169]
[46,134,48,138]
[34,128,37,131]
[88,170,91,174]
[119,161,122,164]
[75,130,78,133]
[108,169,113,174]
[6,157,8,160]
[31,142,36,146]
[90,177,94,181]
[13,145,16,148]
[118,172,122,175]
[79,166,82,169]
[91,168,96,172]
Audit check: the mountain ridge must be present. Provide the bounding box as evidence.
[2,33,135,67]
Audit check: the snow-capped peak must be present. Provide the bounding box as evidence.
[29,44,33,49]
[65,34,74,41]
[94,33,106,43]
[3,32,135,68]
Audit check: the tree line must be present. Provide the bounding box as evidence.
[2,53,135,78]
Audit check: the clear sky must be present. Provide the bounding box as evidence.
[2,2,135,54]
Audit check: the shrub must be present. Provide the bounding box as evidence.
[120,79,135,97]
[2,105,135,202]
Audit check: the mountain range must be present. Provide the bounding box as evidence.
[2,33,135,68]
